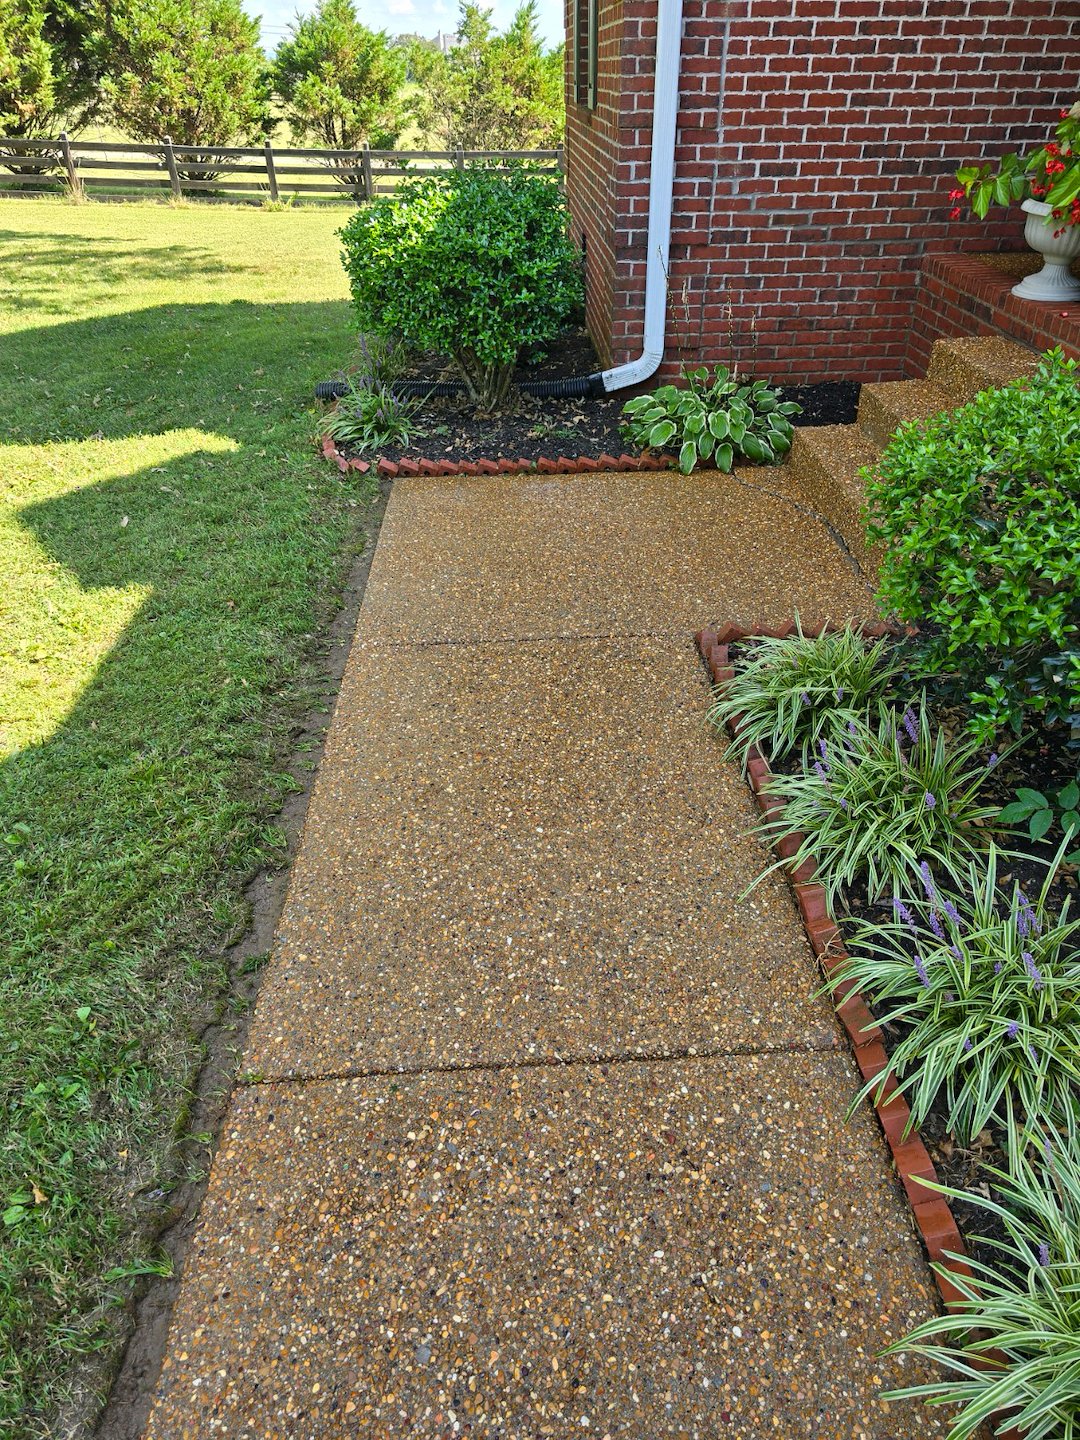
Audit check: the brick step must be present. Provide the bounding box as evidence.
[856,378,954,449]
[787,424,883,571]
[926,334,1039,405]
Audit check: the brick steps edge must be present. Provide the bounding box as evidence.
[695,621,1022,1440]
[319,431,676,477]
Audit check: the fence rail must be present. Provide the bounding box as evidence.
[0,134,564,202]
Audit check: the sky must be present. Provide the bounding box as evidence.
[244,0,565,53]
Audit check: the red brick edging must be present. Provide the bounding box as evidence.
[319,432,676,477]
[696,622,973,1288]
[696,619,1025,1437]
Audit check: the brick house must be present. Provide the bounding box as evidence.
[563,0,1080,386]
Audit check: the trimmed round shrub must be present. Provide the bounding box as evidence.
[339,168,582,412]
[864,348,1080,745]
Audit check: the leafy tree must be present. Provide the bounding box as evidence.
[272,0,405,150]
[42,0,108,131]
[0,2,55,137]
[101,0,271,146]
[409,1,564,151]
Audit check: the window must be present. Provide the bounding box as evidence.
[573,0,597,109]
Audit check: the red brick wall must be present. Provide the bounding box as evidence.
[907,252,1080,376]
[565,0,1080,385]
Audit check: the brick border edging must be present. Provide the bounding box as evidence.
[696,620,1025,1439]
[319,432,676,478]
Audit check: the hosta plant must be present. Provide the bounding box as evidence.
[707,621,902,771]
[886,1103,1080,1440]
[621,366,800,474]
[755,702,999,905]
[323,380,418,454]
[826,843,1080,1140]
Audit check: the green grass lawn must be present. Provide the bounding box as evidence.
[0,199,372,1436]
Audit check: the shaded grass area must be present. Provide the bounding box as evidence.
[0,201,370,1436]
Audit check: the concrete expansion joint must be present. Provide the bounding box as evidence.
[356,626,694,651]
[239,1035,844,1092]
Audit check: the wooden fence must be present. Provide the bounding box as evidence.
[0,134,564,203]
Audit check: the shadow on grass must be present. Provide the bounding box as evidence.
[0,236,262,312]
[0,299,369,1435]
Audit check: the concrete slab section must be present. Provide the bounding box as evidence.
[244,636,837,1079]
[145,1053,949,1440]
[358,472,874,644]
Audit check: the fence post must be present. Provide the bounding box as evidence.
[360,142,373,202]
[264,138,279,202]
[58,130,81,197]
[163,135,182,199]
[454,145,465,172]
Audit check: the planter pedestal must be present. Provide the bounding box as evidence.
[1012,198,1080,303]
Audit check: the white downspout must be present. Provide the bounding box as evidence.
[599,0,684,392]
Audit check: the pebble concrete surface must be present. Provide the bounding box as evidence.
[143,472,949,1439]
[243,635,839,1078]
[146,1056,949,1439]
[357,472,874,643]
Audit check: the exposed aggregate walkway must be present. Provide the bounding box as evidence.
[146,471,952,1439]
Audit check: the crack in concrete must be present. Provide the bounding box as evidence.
[240,1033,847,1091]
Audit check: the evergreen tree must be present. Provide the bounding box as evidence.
[101,0,270,146]
[409,1,564,151]
[273,0,405,150]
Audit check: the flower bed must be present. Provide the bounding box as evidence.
[697,617,1080,1440]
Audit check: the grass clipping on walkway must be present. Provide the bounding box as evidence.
[0,200,371,1436]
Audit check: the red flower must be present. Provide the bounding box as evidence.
[949,205,962,220]
[948,187,964,200]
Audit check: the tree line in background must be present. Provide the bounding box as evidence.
[0,0,564,151]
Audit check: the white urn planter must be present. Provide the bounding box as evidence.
[1012,198,1080,302]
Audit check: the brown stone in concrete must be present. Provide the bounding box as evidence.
[244,636,838,1079]
[358,471,873,645]
[145,1054,949,1440]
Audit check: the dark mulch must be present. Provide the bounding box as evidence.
[339,328,862,466]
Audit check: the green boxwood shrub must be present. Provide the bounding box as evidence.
[864,349,1080,745]
[339,169,582,412]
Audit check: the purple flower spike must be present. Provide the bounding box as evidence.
[839,797,849,812]
[1029,1044,1039,1066]
[950,944,963,960]
[943,899,962,926]
[819,738,829,762]
[1039,1241,1051,1267]
[1017,890,1041,937]
[800,691,811,706]
[813,760,830,787]
[920,861,936,901]
[893,897,915,930]
[963,1037,973,1052]
[994,961,1003,974]
[988,752,999,769]
[914,954,930,989]
[1023,951,1044,992]
[835,687,845,702]
[848,720,858,737]
[924,791,936,810]
[928,909,945,941]
[902,706,919,743]
[1006,1019,1020,1040]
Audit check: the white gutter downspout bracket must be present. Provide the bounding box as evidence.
[600,0,684,392]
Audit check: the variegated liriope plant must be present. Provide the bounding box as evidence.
[621,365,801,474]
